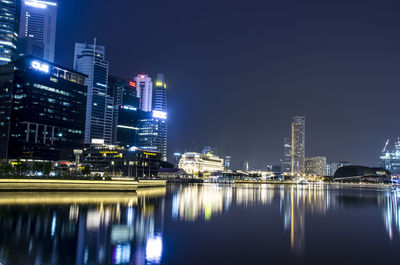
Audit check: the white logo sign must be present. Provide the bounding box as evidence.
[32,60,50,73]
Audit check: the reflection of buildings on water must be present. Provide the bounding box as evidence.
[281,185,331,253]
[172,184,233,221]
[382,189,400,241]
[235,184,275,207]
[171,184,280,222]
[0,188,166,265]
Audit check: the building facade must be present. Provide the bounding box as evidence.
[107,76,135,144]
[81,145,161,178]
[305,157,327,176]
[18,0,57,62]
[224,155,231,169]
[282,137,292,174]
[152,73,167,161]
[0,0,20,64]
[178,152,224,175]
[0,56,87,160]
[74,41,114,145]
[137,112,167,161]
[116,91,140,148]
[291,116,305,175]
[134,74,152,112]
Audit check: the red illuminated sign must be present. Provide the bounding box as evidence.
[129,81,136,87]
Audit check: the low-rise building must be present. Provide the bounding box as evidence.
[158,168,187,179]
[80,145,161,179]
[178,152,224,176]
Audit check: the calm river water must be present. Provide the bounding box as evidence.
[0,184,399,265]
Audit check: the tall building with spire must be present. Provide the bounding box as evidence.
[18,0,57,62]
[291,116,305,175]
[74,40,114,145]
[0,0,21,64]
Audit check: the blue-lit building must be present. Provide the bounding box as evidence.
[137,109,167,161]
[0,56,87,160]
[74,41,114,145]
[380,139,400,176]
[152,73,168,161]
[0,0,20,64]
[112,73,168,161]
[18,0,57,62]
[108,76,131,144]
[116,84,141,147]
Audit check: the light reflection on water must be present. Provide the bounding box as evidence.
[170,184,400,254]
[0,184,399,264]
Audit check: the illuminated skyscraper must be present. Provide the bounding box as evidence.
[291,116,305,175]
[153,73,167,160]
[153,73,167,112]
[18,0,57,62]
[74,41,114,145]
[134,74,152,112]
[0,0,20,64]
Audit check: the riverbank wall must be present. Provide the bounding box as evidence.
[0,179,166,191]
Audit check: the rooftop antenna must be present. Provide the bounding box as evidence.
[93,37,97,62]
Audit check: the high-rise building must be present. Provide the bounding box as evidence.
[282,137,292,174]
[152,73,167,161]
[0,56,87,160]
[74,41,114,145]
[134,74,152,112]
[305,157,327,176]
[0,0,21,64]
[291,116,305,175]
[18,0,57,62]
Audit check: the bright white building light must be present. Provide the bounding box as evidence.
[152,110,167,120]
[146,234,163,263]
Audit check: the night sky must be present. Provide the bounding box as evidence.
[56,0,400,169]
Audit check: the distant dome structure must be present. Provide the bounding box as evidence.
[334,166,390,181]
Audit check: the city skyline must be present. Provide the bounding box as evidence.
[22,0,400,168]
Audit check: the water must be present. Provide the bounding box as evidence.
[0,183,399,265]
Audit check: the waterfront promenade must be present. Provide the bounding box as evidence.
[0,178,166,191]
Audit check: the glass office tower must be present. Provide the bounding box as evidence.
[0,0,20,64]
[18,0,57,62]
[0,56,87,160]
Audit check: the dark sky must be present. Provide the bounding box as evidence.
[56,0,400,169]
